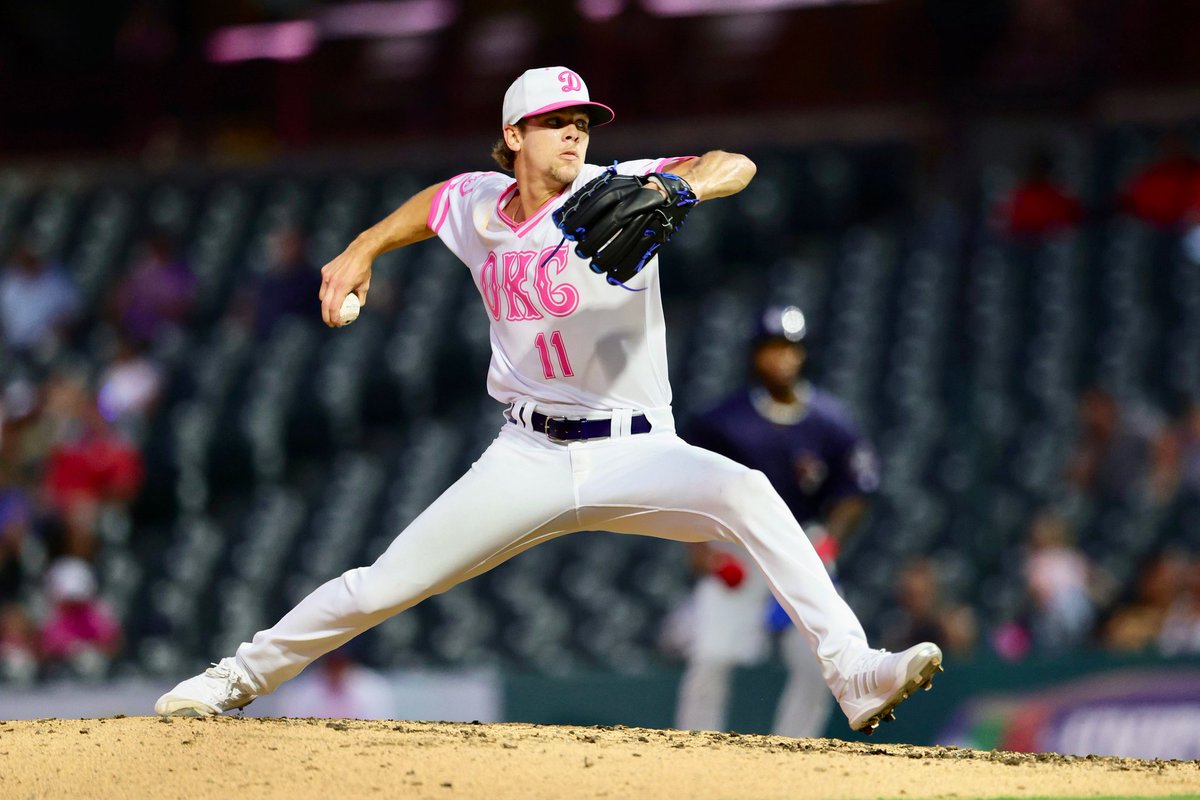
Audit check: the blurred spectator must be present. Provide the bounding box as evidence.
[990,618,1033,662]
[1066,387,1175,506]
[112,232,196,345]
[995,148,1083,237]
[878,557,978,658]
[115,0,176,66]
[8,372,79,486]
[1159,557,1200,655]
[244,227,319,339]
[0,378,39,449]
[1103,549,1190,652]
[39,556,122,669]
[1164,399,1200,496]
[988,0,1088,90]
[0,602,38,685]
[0,240,81,355]
[275,646,395,719]
[1022,509,1095,651]
[1118,131,1200,228]
[0,471,34,603]
[96,334,164,434]
[41,376,144,521]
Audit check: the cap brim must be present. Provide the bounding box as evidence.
[512,100,615,127]
[753,333,806,346]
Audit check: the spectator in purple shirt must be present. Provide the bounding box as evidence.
[113,232,196,345]
[0,475,33,604]
[249,227,320,339]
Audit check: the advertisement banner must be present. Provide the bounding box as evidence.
[939,669,1200,760]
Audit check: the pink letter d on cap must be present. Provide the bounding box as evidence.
[502,67,615,128]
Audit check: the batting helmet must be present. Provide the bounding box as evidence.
[753,305,807,345]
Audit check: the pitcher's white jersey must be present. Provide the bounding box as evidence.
[428,158,686,420]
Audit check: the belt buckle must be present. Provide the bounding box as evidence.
[545,416,587,444]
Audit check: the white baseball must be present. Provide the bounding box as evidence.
[338,293,361,326]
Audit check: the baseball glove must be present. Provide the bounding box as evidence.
[553,165,699,287]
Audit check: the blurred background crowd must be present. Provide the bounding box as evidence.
[2,0,1200,741]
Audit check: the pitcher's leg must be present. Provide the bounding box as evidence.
[236,429,575,694]
[581,436,868,692]
[580,433,942,733]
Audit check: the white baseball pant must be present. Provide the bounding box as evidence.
[232,418,870,699]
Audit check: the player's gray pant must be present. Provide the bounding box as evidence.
[234,424,869,701]
[774,626,836,738]
[675,569,834,736]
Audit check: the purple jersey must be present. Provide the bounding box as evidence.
[687,384,878,524]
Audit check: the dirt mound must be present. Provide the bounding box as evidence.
[1,717,1197,799]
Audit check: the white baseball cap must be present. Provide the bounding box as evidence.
[502,66,615,128]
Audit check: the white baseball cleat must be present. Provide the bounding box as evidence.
[155,657,258,717]
[838,642,943,734]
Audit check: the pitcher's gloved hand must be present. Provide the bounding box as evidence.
[553,166,698,287]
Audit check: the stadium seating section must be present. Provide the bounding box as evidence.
[2,126,1199,681]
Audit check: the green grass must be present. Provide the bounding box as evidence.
[883,796,1200,800]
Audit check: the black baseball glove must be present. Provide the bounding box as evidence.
[552,165,699,287]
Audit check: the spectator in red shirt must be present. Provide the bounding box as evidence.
[41,380,144,516]
[1119,131,1200,228]
[996,148,1083,237]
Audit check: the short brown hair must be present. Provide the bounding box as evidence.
[491,122,525,172]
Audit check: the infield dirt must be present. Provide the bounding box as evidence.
[0,716,1197,799]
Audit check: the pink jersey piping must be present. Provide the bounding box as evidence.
[427,174,470,233]
[647,156,697,175]
[433,158,694,238]
[495,182,568,237]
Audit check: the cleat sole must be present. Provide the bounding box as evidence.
[155,697,219,717]
[851,648,944,733]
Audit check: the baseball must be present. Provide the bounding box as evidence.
[338,293,361,326]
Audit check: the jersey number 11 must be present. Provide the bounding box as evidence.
[534,330,574,379]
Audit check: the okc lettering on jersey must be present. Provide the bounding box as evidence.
[479,245,580,321]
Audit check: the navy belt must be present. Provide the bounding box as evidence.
[515,410,652,442]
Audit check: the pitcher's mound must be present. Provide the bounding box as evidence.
[1,717,1196,799]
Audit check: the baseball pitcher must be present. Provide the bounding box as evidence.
[156,67,941,735]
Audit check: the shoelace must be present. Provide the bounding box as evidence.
[204,661,235,680]
[203,660,251,699]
